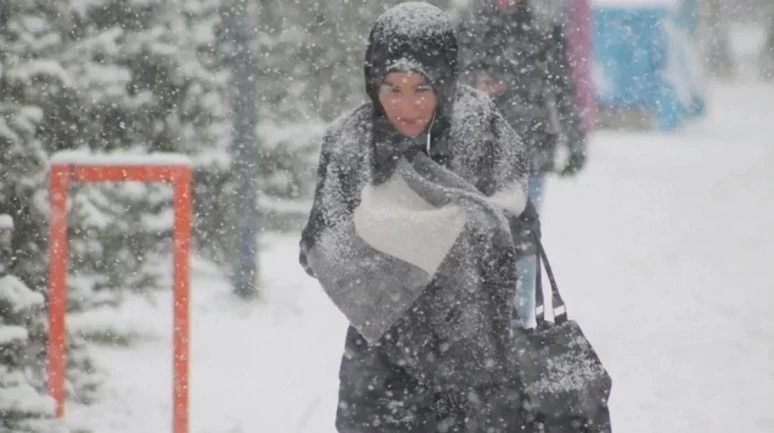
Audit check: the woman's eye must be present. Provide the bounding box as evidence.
[416,86,432,92]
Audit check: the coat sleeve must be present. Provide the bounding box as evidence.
[298,129,355,278]
[485,106,542,257]
[547,24,587,155]
[482,106,531,216]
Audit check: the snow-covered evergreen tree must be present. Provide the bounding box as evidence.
[0,0,69,292]
[0,0,107,403]
[1,0,234,301]
[52,0,234,291]
[0,215,67,433]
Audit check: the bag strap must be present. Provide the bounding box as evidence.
[532,232,568,325]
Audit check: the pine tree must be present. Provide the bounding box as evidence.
[0,0,229,322]
[0,215,67,433]
[0,0,106,404]
[54,0,240,270]
[7,0,233,302]
[247,0,392,231]
[0,0,69,294]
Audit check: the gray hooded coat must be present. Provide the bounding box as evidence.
[299,3,540,432]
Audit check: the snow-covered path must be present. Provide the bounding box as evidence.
[540,82,774,433]
[65,81,774,433]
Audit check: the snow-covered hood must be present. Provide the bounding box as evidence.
[363,2,459,137]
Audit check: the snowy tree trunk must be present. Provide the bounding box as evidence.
[762,1,774,79]
[222,0,260,298]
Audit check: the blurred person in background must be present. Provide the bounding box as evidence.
[456,0,587,328]
[700,0,735,78]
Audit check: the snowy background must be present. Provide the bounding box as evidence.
[1,1,773,432]
[65,31,774,433]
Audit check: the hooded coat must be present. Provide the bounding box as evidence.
[299,3,539,432]
[456,0,586,173]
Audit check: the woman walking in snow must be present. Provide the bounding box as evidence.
[299,3,540,432]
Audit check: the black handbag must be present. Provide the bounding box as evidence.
[511,234,613,433]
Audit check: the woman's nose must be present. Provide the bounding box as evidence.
[399,97,421,114]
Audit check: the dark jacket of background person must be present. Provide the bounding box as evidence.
[457,0,587,175]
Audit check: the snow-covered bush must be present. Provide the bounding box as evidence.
[0,215,68,433]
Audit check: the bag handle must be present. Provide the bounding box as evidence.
[532,232,568,325]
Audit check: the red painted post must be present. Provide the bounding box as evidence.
[47,165,69,418]
[172,166,192,433]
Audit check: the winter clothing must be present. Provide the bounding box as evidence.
[514,173,546,328]
[302,88,537,432]
[458,0,588,327]
[456,0,587,174]
[299,3,539,432]
[336,327,533,433]
[560,147,586,176]
[305,125,526,383]
[526,173,547,213]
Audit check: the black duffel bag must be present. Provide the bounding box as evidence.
[511,234,613,433]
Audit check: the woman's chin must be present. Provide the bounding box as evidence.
[395,125,425,137]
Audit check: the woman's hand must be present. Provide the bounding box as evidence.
[559,148,587,177]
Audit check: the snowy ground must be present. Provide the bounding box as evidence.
[61,79,774,433]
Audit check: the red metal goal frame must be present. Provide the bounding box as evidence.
[47,154,192,433]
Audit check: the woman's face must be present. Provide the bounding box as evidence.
[378,72,437,137]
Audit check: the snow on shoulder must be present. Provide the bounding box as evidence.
[373,2,454,40]
[50,150,191,166]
